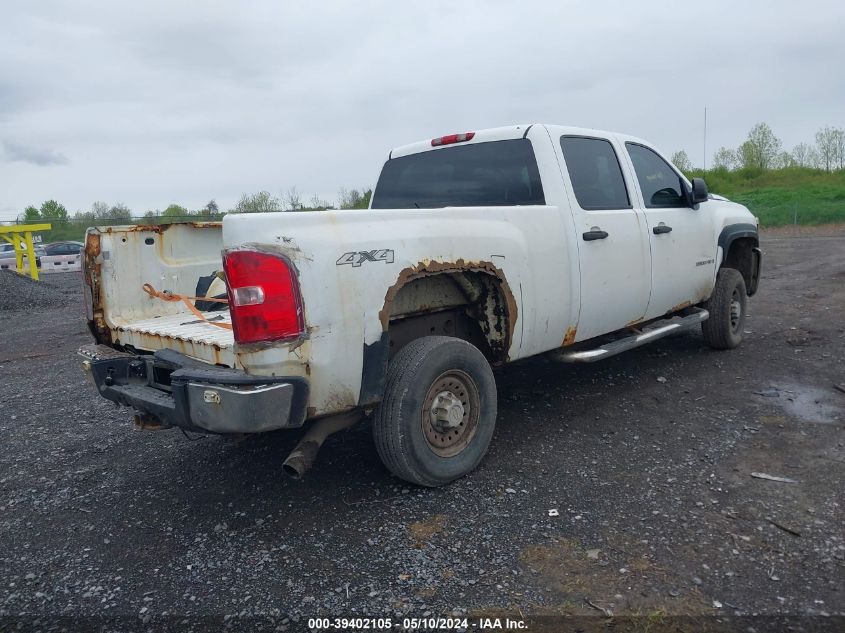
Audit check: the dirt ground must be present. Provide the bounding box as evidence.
[0,230,843,632]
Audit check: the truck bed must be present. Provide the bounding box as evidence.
[109,311,234,365]
[84,222,236,367]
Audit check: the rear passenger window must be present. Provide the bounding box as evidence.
[560,136,630,210]
[626,143,687,208]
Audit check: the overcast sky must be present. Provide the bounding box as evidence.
[1,0,843,221]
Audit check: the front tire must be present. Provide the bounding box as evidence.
[373,336,497,487]
[702,267,747,350]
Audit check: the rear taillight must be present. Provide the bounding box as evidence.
[431,132,475,147]
[222,250,304,345]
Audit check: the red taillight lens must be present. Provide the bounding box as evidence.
[222,250,304,345]
[431,132,475,147]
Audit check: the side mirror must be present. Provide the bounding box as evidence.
[691,178,709,205]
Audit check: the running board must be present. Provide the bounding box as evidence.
[555,308,709,363]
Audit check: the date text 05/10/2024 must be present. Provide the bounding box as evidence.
[307,616,527,630]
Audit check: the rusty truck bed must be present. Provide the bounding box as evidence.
[83,223,235,367]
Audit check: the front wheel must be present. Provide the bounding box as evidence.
[373,336,497,487]
[702,267,747,350]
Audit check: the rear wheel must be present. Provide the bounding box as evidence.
[373,336,497,487]
[702,267,747,350]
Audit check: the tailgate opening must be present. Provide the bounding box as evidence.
[83,223,237,367]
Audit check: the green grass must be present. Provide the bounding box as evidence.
[688,167,845,227]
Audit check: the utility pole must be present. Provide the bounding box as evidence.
[703,107,708,171]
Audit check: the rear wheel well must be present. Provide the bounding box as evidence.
[385,271,513,364]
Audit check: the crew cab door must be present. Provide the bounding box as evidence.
[622,142,716,319]
[555,135,651,341]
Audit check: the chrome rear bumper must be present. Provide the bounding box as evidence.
[79,344,309,433]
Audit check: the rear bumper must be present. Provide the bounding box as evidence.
[79,345,309,433]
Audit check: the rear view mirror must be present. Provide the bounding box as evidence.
[691,178,709,205]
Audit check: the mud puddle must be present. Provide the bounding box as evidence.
[754,383,844,424]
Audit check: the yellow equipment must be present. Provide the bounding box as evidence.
[0,223,52,280]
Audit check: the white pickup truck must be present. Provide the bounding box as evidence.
[80,124,761,486]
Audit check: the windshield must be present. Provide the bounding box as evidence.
[371,138,545,209]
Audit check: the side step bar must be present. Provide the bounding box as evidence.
[555,308,709,363]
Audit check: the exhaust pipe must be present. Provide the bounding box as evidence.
[133,413,169,431]
[282,411,361,479]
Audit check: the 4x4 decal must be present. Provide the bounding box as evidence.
[336,249,395,268]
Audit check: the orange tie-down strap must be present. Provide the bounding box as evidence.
[142,283,233,330]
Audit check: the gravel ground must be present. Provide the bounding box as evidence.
[0,269,74,311]
[0,232,843,632]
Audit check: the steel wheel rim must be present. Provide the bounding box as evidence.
[421,369,480,458]
[730,288,742,332]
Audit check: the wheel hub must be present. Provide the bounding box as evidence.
[421,370,480,458]
[730,290,742,330]
[429,391,465,431]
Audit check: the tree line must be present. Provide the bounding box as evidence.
[671,123,845,173]
[11,188,372,241]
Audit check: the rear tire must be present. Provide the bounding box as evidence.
[702,267,747,350]
[373,336,497,487]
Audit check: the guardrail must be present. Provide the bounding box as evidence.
[40,253,82,273]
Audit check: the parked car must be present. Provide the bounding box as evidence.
[44,241,83,256]
[80,124,761,486]
[39,240,84,272]
[0,241,42,269]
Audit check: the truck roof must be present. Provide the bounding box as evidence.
[389,124,650,159]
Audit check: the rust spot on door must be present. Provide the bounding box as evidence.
[668,300,692,314]
[562,326,577,346]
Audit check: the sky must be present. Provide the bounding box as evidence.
[1,0,843,221]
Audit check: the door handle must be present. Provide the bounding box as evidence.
[652,224,673,235]
[582,229,609,241]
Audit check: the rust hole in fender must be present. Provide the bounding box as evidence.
[379,259,518,362]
